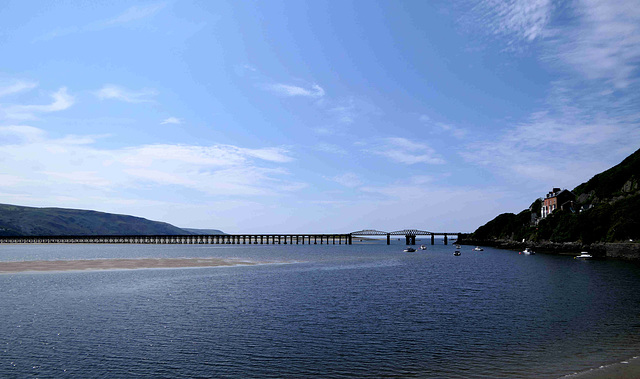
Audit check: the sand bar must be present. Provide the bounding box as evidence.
[0,257,263,273]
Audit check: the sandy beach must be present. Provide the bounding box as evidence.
[0,257,263,273]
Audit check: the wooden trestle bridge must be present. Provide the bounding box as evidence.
[0,229,459,245]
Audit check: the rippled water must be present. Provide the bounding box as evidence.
[2,242,640,378]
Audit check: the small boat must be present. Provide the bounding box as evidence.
[404,247,416,252]
[575,252,593,259]
[454,250,461,256]
[520,247,535,255]
[473,246,483,251]
[420,245,427,250]
[455,245,461,249]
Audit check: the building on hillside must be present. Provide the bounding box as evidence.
[541,188,575,219]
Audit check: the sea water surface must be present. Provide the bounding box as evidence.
[1,241,640,378]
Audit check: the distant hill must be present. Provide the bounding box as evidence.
[470,148,640,244]
[0,204,196,236]
[182,228,226,235]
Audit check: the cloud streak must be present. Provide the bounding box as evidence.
[549,0,640,89]
[95,84,157,103]
[160,117,182,125]
[0,126,301,200]
[0,81,38,97]
[468,0,554,47]
[461,0,640,188]
[367,137,446,165]
[327,173,362,188]
[461,99,640,186]
[34,3,166,42]
[2,87,74,120]
[265,83,325,98]
[104,3,166,26]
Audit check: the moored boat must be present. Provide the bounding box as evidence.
[473,246,483,251]
[454,250,461,256]
[575,252,593,259]
[420,245,427,250]
[404,247,416,252]
[520,247,535,255]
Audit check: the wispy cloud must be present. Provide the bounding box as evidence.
[2,87,74,120]
[419,115,467,138]
[103,3,166,26]
[0,81,38,97]
[95,84,157,103]
[34,3,166,42]
[471,0,640,89]
[0,126,302,200]
[160,117,182,125]
[327,173,362,188]
[255,73,379,128]
[461,96,640,186]
[366,137,446,165]
[328,98,356,124]
[468,0,554,47]
[548,0,640,89]
[461,0,640,188]
[315,142,347,155]
[265,83,325,98]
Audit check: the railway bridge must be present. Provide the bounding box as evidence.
[0,229,460,245]
[350,229,460,245]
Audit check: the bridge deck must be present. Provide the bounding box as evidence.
[0,234,352,245]
[0,230,460,246]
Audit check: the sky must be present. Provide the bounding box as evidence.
[0,0,639,234]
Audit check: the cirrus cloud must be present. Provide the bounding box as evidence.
[0,125,302,202]
[264,83,325,98]
[95,84,157,103]
[1,87,74,120]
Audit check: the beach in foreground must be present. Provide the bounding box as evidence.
[0,257,263,273]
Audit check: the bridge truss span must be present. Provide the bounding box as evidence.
[389,229,432,236]
[350,229,388,236]
[351,228,460,245]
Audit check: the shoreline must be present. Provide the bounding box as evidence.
[0,257,268,273]
[560,355,640,378]
[457,238,640,260]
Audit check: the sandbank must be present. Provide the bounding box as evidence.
[0,257,264,273]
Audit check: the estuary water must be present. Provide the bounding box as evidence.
[2,241,640,378]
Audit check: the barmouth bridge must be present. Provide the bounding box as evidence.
[0,229,459,246]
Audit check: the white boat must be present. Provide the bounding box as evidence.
[473,246,483,251]
[420,245,427,250]
[575,252,593,259]
[521,247,535,255]
[404,247,416,252]
[454,250,461,256]
[455,245,461,249]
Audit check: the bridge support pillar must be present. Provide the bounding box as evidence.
[386,233,390,245]
[431,235,435,245]
[411,236,416,245]
[348,234,352,245]
[444,235,448,245]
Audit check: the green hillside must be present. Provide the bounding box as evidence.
[471,148,640,244]
[0,204,193,236]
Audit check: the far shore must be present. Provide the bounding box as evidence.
[0,257,270,273]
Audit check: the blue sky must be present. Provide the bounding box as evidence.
[1,0,639,233]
